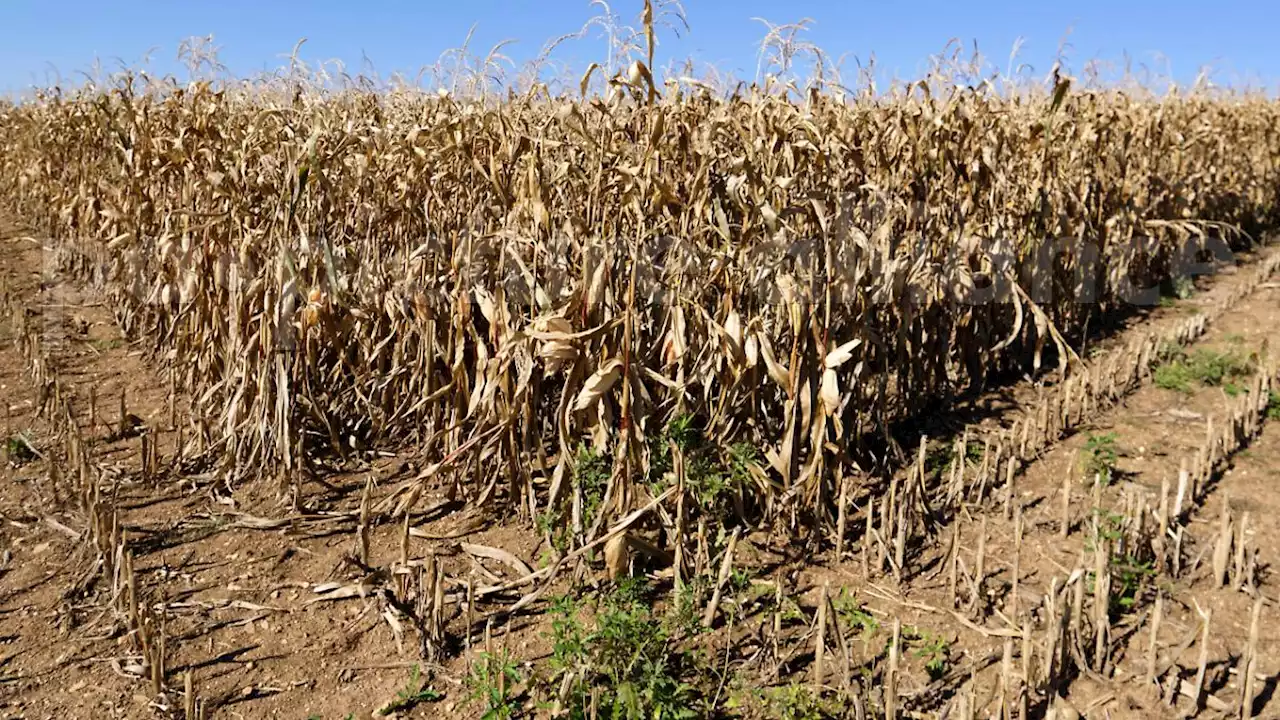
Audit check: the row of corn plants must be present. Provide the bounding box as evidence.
[2,63,1279,541]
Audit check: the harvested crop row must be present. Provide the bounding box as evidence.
[852,326,1280,717]
[860,245,1280,579]
[3,76,1280,535]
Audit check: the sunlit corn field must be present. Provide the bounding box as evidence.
[2,9,1280,716]
[2,55,1277,530]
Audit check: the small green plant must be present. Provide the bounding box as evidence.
[1154,348,1254,394]
[541,580,700,720]
[592,582,698,719]
[574,445,610,529]
[646,414,698,485]
[1081,432,1120,484]
[1086,553,1155,617]
[759,684,841,720]
[904,627,951,681]
[646,416,750,516]
[665,413,698,451]
[833,589,879,636]
[467,651,522,720]
[4,432,36,464]
[1094,509,1127,545]
[1110,553,1155,612]
[533,444,611,557]
[547,595,588,674]
[766,589,806,625]
[664,577,708,638]
[1153,361,1193,392]
[925,439,985,477]
[1083,511,1156,616]
[686,456,733,511]
[1267,390,1280,420]
[536,509,569,554]
[1194,348,1255,385]
[726,441,760,487]
[378,664,442,716]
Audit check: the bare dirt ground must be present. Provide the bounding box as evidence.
[0,215,1277,720]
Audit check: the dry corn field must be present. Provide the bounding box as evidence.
[2,31,1280,720]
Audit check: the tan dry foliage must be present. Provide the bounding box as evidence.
[2,76,1280,530]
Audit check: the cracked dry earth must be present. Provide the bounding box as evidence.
[0,214,1278,720]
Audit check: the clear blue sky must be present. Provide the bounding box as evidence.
[2,0,1277,96]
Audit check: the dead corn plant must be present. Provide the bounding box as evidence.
[3,53,1280,560]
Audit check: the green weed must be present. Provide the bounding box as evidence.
[1081,433,1120,484]
[535,509,569,554]
[664,577,709,639]
[1154,348,1254,394]
[1267,390,1280,420]
[832,589,880,645]
[646,415,751,516]
[467,650,522,720]
[1110,554,1155,612]
[532,445,606,556]
[542,581,700,720]
[546,594,589,681]
[665,413,698,452]
[1085,553,1155,617]
[591,582,698,719]
[1153,362,1194,392]
[574,446,610,528]
[903,627,951,681]
[646,414,698,484]
[767,590,806,625]
[726,441,760,488]
[1084,511,1156,615]
[4,432,36,465]
[378,664,442,716]
[759,684,842,720]
[925,440,985,476]
[1096,509,1127,544]
[534,444,611,556]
